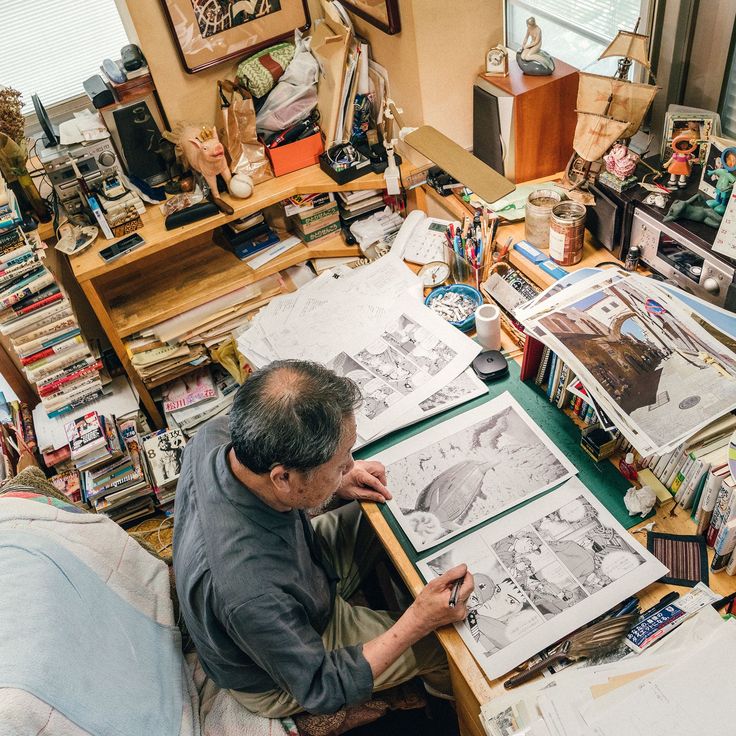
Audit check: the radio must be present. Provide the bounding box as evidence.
[631,208,736,309]
[38,137,122,215]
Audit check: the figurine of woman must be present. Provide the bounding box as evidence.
[706,149,736,214]
[663,133,698,189]
[516,17,555,75]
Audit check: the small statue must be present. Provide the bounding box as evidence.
[604,144,639,180]
[705,149,736,215]
[176,125,253,214]
[516,17,555,76]
[664,193,722,229]
[663,133,698,189]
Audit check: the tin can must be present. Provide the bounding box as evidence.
[549,202,586,266]
[525,189,562,250]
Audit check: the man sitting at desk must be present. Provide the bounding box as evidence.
[173,359,474,717]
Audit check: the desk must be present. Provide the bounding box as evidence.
[359,199,736,736]
[66,162,418,426]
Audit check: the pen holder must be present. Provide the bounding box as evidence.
[444,243,482,289]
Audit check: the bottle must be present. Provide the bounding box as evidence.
[624,245,640,272]
[619,452,639,482]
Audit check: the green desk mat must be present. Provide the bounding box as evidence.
[355,359,639,565]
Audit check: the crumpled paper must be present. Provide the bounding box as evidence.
[624,485,657,517]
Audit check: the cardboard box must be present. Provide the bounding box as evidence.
[267,132,324,177]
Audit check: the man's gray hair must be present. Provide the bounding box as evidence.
[229,360,362,474]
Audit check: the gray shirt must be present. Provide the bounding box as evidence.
[172,417,373,713]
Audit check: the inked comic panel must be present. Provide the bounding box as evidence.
[383,314,457,376]
[493,527,588,618]
[537,278,736,444]
[387,403,571,547]
[533,495,644,595]
[354,339,431,395]
[329,352,402,420]
[424,540,545,658]
[419,369,482,413]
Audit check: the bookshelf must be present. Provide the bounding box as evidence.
[68,163,418,426]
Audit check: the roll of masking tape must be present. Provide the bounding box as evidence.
[475,303,501,350]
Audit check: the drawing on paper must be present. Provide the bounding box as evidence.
[418,369,484,413]
[354,340,430,394]
[329,352,401,420]
[537,277,736,444]
[380,393,575,549]
[418,479,667,681]
[383,314,457,376]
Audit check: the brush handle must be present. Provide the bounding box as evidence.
[503,654,567,689]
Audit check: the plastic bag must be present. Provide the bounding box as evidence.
[216,80,273,184]
[256,30,319,134]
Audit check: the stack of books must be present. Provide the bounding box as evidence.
[0,190,22,231]
[161,365,238,437]
[0,224,104,418]
[141,427,187,512]
[64,410,155,524]
[336,189,386,228]
[0,390,38,483]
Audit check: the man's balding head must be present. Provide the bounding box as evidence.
[229,360,362,474]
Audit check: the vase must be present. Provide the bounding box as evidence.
[12,168,51,222]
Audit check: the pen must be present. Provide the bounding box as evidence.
[637,591,679,620]
[448,577,464,608]
[711,591,736,612]
[613,596,640,617]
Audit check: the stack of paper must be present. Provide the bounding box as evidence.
[480,604,736,736]
[237,255,486,447]
[123,273,284,387]
[518,269,736,456]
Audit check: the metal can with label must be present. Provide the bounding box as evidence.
[549,202,586,266]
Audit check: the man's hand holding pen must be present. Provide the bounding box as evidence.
[407,564,475,637]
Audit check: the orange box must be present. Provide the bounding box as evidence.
[266,132,325,177]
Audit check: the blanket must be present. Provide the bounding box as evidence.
[0,497,287,736]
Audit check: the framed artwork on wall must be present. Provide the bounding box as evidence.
[341,0,400,35]
[160,0,311,73]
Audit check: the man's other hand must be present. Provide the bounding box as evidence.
[337,460,392,503]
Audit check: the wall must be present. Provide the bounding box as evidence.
[125,0,502,146]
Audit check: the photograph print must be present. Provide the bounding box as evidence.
[537,276,736,450]
[375,392,577,551]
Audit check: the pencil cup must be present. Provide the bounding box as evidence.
[475,303,501,350]
[444,243,480,288]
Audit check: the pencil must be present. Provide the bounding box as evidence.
[449,577,464,608]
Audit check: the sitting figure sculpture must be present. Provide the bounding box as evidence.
[516,17,555,76]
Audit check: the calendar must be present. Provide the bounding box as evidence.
[713,191,736,260]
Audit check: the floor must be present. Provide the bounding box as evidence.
[349,696,459,736]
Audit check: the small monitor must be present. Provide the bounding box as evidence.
[32,93,59,148]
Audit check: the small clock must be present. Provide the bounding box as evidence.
[418,260,451,287]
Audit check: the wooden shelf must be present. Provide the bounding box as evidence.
[106,232,358,338]
[69,163,406,282]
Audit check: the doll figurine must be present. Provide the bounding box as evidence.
[516,17,555,76]
[706,148,736,215]
[663,133,698,189]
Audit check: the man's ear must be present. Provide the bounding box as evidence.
[270,465,292,499]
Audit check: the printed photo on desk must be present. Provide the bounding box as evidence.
[523,270,736,455]
[417,477,667,681]
[375,392,577,551]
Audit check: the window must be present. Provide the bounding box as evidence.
[722,42,736,138]
[0,0,130,117]
[505,0,652,74]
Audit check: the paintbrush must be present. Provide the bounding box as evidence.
[503,613,637,690]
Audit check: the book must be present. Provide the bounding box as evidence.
[160,367,216,413]
[0,269,55,309]
[50,470,82,503]
[142,428,186,489]
[65,411,106,459]
[20,334,84,366]
[38,360,103,397]
[706,482,735,547]
[47,387,106,419]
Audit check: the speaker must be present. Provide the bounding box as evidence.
[472,84,505,176]
[83,75,115,109]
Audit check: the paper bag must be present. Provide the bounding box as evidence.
[215,80,273,184]
[310,0,352,148]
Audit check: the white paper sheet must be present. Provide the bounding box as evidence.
[418,477,668,681]
[377,392,577,550]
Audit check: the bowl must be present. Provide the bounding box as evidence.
[425,284,483,332]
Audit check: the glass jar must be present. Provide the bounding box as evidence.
[549,202,586,266]
[525,189,562,250]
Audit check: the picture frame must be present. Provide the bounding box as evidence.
[160,0,311,74]
[698,135,736,198]
[660,111,719,165]
[340,0,401,35]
